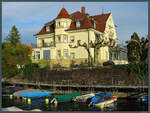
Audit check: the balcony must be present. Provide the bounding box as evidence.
[34,42,55,48]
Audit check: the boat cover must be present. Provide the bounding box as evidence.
[20,91,52,98]
[54,92,82,102]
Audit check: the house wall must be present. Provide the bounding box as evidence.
[33,14,117,67]
[104,14,117,40]
[98,46,109,63]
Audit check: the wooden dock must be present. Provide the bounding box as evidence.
[3,82,148,92]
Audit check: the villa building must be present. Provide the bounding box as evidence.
[33,6,117,67]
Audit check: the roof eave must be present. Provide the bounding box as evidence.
[34,32,55,37]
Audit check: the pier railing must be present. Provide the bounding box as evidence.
[3,82,148,91]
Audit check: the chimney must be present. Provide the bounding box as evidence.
[81,6,85,14]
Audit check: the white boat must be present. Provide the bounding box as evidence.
[72,93,95,102]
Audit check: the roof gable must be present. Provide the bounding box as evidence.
[56,8,70,19]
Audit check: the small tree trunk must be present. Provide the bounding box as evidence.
[86,48,94,66]
[94,47,99,66]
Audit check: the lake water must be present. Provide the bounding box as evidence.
[2,96,148,111]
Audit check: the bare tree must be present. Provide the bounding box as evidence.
[69,34,116,66]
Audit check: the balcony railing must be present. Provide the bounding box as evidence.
[34,42,55,48]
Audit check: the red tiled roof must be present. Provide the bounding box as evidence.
[34,8,111,36]
[34,23,54,36]
[68,16,93,31]
[91,13,111,24]
[69,11,86,21]
[56,8,70,19]
[45,20,54,26]
[82,17,93,28]
[96,23,106,33]
[69,22,76,30]
[67,13,110,32]
[92,13,111,32]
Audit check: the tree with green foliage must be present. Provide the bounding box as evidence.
[2,26,32,80]
[126,32,148,63]
[5,25,21,46]
[140,37,149,61]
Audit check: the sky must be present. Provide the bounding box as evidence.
[2,2,148,45]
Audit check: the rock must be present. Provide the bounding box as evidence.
[30,109,42,111]
[2,106,23,111]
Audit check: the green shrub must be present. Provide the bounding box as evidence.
[103,60,115,66]
[22,63,39,80]
[38,60,50,68]
[53,63,62,68]
[113,61,148,82]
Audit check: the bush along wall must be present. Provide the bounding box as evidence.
[113,61,148,83]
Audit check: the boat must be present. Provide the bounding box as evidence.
[53,92,82,103]
[89,93,118,107]
[72,93,95,102]
[137,95,148,103]
[13,89,41,97]
[20,91,52,98]
[2,87,23,95]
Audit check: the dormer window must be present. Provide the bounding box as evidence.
[64,21,67,27]
[57,22,61,27]
[46,26,50,32]
[76,21,80,27]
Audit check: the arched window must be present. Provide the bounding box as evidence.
[57,22,61,27]
[64,21,67,27]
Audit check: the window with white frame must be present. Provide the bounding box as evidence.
[63,36,68,43]
[46,26,50,32]
[71,52,75,59]
[70,36,75,43]
[76,21,80,27]
[57,36,61,43]
[43,50,50,59]
[64,21,67,27]
[35,51,40,60]
[63,49,68,59]
[57,50,61,60]
[57,22,61,27]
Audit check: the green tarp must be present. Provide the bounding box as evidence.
[53,92,82,103]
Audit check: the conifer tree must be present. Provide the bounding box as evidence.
[126,32,148,63]
[5,25,21,45]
